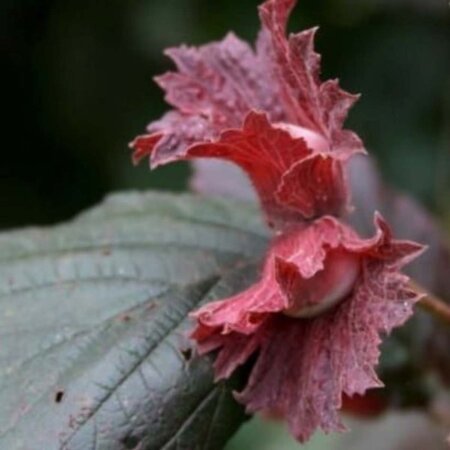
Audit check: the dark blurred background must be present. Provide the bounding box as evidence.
[1,0,449,230]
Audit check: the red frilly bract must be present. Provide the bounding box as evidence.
[130,0,364,228]
[130,0,426,444]
[192,215,424,442]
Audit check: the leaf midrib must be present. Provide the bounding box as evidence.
[59,275,222,448]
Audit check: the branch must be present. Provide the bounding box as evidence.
[410,280,450,326]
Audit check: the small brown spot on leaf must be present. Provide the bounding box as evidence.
[181,347,193,362]
[54,390,65,403]
[121,435,141,449]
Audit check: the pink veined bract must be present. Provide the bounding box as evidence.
[130,0,425,442]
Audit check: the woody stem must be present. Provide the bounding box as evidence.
[411,280,450,326]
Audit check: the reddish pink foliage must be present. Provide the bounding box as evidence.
[130,0,364,228]
[258,0,362,154]
[188,112,353,227]
[129,0,426,443]
[192,215,424,442]
[276,153,349,221]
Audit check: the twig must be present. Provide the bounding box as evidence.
[410,280,450,326]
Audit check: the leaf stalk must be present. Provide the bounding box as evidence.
[411,280,450,326]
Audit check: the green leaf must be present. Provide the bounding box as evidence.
[0,191,268,450]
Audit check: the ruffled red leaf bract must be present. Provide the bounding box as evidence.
[130,0,364,228]
[129,0,427,443]
[191,215,424,442]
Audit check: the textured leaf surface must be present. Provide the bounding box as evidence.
[0,191,268,450]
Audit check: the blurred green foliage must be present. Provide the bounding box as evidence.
[1,0,449,229]
[225,412,449,450]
